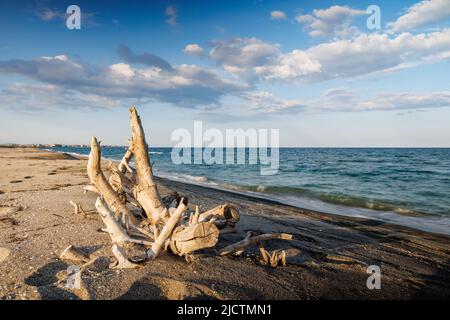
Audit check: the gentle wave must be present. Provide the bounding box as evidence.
[44,146,450,235]
[222,184,433,217]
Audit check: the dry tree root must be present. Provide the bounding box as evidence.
[76,106,293,269]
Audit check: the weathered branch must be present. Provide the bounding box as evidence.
[146,198,187,259]
[87,137,138,225]
[199,204,240,228]
[118,140,134,174]
[219,233,293,256]
[95,197,152,246]
[129,107,167,224]
[111,244,140,269]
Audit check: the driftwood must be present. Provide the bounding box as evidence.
[146,198,187,259]
[95,197,152,246]
[129,107,168,224]
[258,243,287,267]
[69,200,96,218]
[219,233,293,256]
[87,137,138,226]
[77,106,293,271]
[60,245,91,263]
[199,203,240,229]
[111,244,140,269]
[170,222,219,256]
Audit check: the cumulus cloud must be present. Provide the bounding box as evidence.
[270,11,287,20]
[296,5,366,38]
[118,45,173,71]
[210,29,450,83]
[209,38,321,81]
[306,29,450,81]
[0,53,246,109]
[243,88,450,114]
[388,0,450,33]
[166,5,178,26]
[183,44,205,57]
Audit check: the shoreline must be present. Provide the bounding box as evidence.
[1,147,449,299]
[46,147,450,236]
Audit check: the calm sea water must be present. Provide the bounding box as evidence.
[48,147,450,235]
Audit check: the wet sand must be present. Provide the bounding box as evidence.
[0,147,449,300]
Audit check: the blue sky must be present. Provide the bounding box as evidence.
[0,0,449,146]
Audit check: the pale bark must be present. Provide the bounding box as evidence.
[111,244,140,269]
[170,221,219,256]
[87,137,138,225]
[146,198,187,259]
[129,107,167,224]
[199,203,240,228]
[219,233,293,256]
[118,141,134,174]
[60,245,91,263]
[95,197,152,246]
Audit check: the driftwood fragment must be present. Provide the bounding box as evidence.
[111,244,140,269]
[129,107,167,224]
[170,221,219,256]
[199,203,240,229]
[87,137,138,225]
[146,198,187,259]
[118,141,134,174]
[69,200,96,218]
[219,233,293,256]
[95,197,152,246]
[60,245,91,263]
[258,243,287,267]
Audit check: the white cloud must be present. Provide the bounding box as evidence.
[388,0,450,33]
[210,29,450,83]
[243,88,450,114]
[166,5,178,26]
[254,50,322,80]
[242,91,305,113]
[307,29,450,80]
[183,44,205,56]
[296,5,366,38]
[270,11,287,20]
[1,83,123,112]
[0,54,246,109]
[210,38,279,69]
[209,38,321,81]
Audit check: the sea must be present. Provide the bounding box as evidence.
[47,146,450,236]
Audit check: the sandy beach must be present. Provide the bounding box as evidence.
[0,147,449,300]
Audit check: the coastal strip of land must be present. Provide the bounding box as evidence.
[0,147,449,299]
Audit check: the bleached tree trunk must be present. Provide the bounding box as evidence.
[87,137,138,225]
[129,107,167,224]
